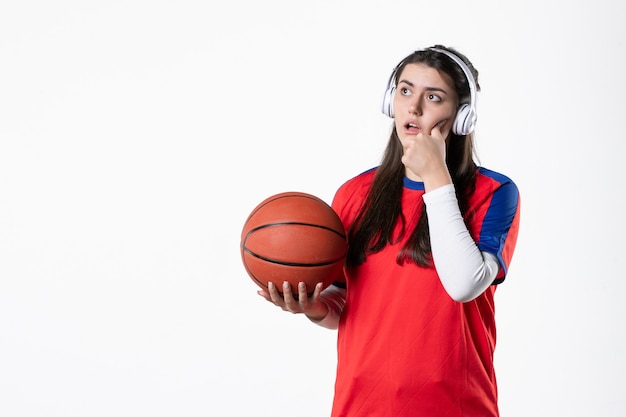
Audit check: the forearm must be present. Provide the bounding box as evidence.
[423,184,500,302]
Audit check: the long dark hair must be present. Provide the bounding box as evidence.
[346,45,481,268]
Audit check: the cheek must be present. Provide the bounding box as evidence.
[439,108,458,134]
[392,95,405,118]
[394,116,403,131]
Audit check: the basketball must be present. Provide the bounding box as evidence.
[241,191,347,296]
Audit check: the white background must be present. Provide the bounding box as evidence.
[1,1,625,416]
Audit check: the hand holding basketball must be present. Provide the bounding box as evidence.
[240,191,347,298]
[258,281,330,320]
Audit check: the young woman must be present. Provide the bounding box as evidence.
[258,45,521,417]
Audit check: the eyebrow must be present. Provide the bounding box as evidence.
[398,79,448,94]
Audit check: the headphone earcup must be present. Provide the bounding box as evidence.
[452,104,477,135]
[381,86,395,118]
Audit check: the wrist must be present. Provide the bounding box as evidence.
[424,171,452,193]
[306,301,330,322]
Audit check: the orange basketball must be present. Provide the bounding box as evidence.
[241,191,347,296]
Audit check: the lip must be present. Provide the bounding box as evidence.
[403,120,421,135]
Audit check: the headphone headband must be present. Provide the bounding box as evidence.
[381,47,478,135]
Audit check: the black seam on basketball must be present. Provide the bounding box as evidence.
[241,246,346,267]
[244,267,316,297]
[242,253,334,298]
[241,222,347,266]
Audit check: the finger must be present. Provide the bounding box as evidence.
[298,282,309,305]
[430,120,443,135]
[312,282,323,300]
[282,281,298,312]
[257,289,271,301]
[431,120,449,140]
[267,282,284,306]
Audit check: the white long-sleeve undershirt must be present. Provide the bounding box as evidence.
[311,183,501,329]
[423,184,500,303]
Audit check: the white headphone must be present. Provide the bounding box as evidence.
[381,47,478,136]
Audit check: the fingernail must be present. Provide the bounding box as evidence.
[268,282,273,289]
[283,281,289,289]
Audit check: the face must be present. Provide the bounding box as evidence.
[393,63,459,142]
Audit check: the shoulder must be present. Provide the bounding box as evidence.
[471,167,521,223]
[337,167,377,195]
[332,167,377,218]
[476,167,516,187]
[475,167,520,198]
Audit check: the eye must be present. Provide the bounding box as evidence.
[400,87,412,96]
[427,93,442,102]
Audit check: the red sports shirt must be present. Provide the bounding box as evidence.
[329,167,521,417]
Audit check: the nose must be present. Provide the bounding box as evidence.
[408,97,423,115]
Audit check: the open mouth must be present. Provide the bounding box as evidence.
[405,122,420,133]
